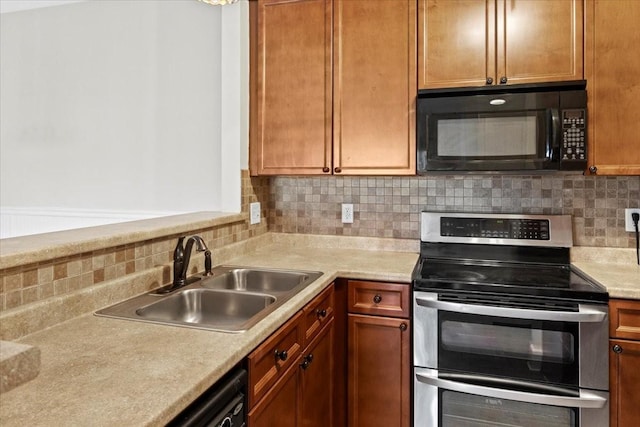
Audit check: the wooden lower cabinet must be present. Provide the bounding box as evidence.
[248,362,299,427]
[347,280,411,427]
[610,338,640,427]
[347,314,410,427]
[248,284,335,427]
[609,299,640,427]
[300,318,334,427]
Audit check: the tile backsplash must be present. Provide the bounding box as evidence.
[268,174,640,248]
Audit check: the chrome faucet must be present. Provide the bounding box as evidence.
[169,235,211,291]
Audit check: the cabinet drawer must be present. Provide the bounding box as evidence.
[302,283,335,347]
[347,280,410,318]
[247,311,303,408]
[610,299,640,341]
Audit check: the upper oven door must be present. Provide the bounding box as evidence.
[413,292,609,391]
[417,90,561,172]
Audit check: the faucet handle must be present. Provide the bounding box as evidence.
[204,250,213,276]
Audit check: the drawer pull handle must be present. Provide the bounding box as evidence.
[399,322,407,332]
[373,294,382,304]
[274,349,288,362]
[316,308,327,318]
[613,344,623,354]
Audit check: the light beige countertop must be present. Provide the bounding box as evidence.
[571,246,640,300]
[0,234,638,426]
[0,235,418,426]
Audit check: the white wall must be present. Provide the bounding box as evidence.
[0,0,249,238]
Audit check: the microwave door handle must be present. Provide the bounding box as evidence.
[414,296,607,322]
[549,108,561,160]
[415,370,608,409]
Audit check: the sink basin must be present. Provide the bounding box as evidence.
[136,289,276,328]
[95,266,323,333]
[200,266,319,294]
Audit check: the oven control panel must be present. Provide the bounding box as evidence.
[441,218,550,240]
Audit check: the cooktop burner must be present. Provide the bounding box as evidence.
[413,212,609,304]
[420,261,572,288]
[414,258,607,303]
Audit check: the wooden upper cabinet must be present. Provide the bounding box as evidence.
[499,0,583,85]
[333,0,416,175]
[251,0,332,175]
[250,0,416,176]
[585,0,640,176]
[419,0,584,89]
[419,0,495,88]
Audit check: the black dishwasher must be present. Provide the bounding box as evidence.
[168,367,247,427]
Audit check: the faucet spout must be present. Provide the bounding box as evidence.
[169,235,209,291]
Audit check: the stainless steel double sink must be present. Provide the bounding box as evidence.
[95,266,323,333]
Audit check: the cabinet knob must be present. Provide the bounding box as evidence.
[373,294,382,304]
[274,349,288,361]
[316,308,327,318]
[399,322,408,332]
[589,166,598,174]
[334,167,342,173]
[613,344,623,354]
[300,354,313,370]
[322,167,330,173]
[499,76,508,84]
[486,77,493,85]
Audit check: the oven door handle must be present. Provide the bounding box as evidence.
[415,370,608,409]
[415,296,607,323]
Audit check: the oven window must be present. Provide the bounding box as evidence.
[441,390,576,426]
[437,115,538,157]
[438,312,579,387]
[442,321,574,364]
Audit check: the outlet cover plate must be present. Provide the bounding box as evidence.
[342,203,354,224]
[625,208,640,232]
[250,202,261,225]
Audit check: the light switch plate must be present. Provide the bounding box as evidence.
[624,208,640,232]
[250,202,261,225]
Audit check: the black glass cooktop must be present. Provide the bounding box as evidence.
[413,249,608,303]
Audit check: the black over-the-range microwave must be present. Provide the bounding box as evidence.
[416,81,588,174]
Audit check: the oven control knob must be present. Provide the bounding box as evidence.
[373,294,382,304]
[613,344,623,354]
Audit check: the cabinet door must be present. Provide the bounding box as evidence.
[247,311,303,408]
[418,0,496,89]
[333,0,416,175]
[585,0,640,175]
[348,314,410,427]
[610,339,640,427]
[251,0,332,175]
[248,361,299,427]
[300,318,335,427]
[498,0,583,85]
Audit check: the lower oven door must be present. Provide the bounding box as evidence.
[414,367,609,427]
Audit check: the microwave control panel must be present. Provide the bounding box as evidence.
[561,109,586,162]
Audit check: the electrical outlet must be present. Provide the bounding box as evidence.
[342,203,354,224]
[625,208,640,232]
[250,202,261,225]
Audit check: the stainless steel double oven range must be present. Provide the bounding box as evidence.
[412,212,609,427]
